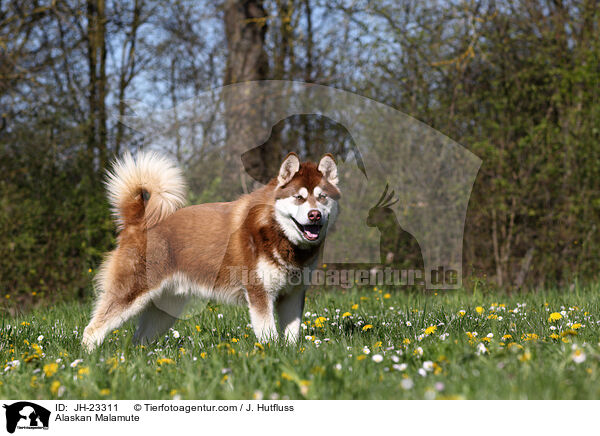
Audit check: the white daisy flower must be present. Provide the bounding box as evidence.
[572,349,586,364]
[400,378,414,390]
[393,363,408,371]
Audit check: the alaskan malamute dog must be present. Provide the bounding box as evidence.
[82,152,340,351]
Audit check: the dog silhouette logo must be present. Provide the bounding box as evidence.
[3,402,50,433]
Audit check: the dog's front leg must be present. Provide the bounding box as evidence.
[246,285,278,343]
[276,287,306,344]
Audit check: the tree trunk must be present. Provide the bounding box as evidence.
[115,0,142,157]
[86,0,108,171]
[223,0,269,193]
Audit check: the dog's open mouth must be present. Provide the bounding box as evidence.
[291,218,322,241]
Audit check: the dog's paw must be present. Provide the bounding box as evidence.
[283,332,299,345]
[81,327,98,352]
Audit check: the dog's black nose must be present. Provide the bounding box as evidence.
[308,209,321,222]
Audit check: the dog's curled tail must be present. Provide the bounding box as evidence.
[106,151,186,230]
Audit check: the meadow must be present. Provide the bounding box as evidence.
[1,283,599,400]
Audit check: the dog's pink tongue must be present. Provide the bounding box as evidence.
[304,225,320,240]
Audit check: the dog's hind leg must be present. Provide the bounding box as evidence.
[82,287,156,352]
[133,292,189,345]
[82,253,157,352]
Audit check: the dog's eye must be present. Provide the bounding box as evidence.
[318,193,327,200]
[294,195,304,200]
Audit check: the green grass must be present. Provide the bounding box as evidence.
[1,284,600,400]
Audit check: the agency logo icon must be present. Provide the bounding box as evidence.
[2,402,50,433]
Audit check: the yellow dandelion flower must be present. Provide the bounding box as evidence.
[475,306,484,315]
[50,380,61,395]
[373,341,382,348]
[156,358,175,365]
[195,325,201,332]
[341,312,351,318]
[403,338,411,344]
[572,323,582,330]
[314,317,327,328]
[281,372,293,381]
[106,357,118,372]
[519,351,532,362]
[424,325,437,335]
[383,293,391,299]
[458,310,466,317]
[100,388,110,396]
[548,312,562,322]
[522,333,539,341]
[362,324,373,331]
[549,333,560,339]
[356,355,367,361]
[502,334,513,341]
[43,363,58,377]
[351,304,359,310]
[200,352,207,359]
[231,338,239,343]
[77,367,90,377]
[561,329,578,337]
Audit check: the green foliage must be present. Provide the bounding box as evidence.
[0,143,114,306]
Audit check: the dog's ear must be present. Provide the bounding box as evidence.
[278,152,300,186]
[318,154,338,186]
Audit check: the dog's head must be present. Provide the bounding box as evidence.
[274,153,341,247]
